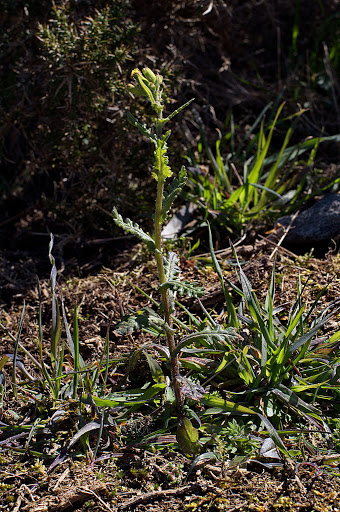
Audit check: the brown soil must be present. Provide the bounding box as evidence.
[1,1,340,510]
[1,237,340,511]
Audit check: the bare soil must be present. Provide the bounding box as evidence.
[1,236,340,511]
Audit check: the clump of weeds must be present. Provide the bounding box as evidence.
[1,69,340,491]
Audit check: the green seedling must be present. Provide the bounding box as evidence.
[112,68,292,459]
[113,67,204,452]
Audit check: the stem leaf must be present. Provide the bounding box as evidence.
[161,167,188,222]
[112,208,157,251]
[126,111,156,142]
[159,280,206,297]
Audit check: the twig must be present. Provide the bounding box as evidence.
[269,211,300,259]
[52,467,70,492]
[258,234,297,259]
[79,487,116,512]
[119,485,192,509]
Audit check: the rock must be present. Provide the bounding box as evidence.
[277,193,340,244]
[161,203,197,239]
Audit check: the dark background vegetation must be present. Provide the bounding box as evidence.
[1,0,339,279]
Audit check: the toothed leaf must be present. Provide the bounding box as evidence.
[159,280,205,297]
[161,167,188,221]
[153,140,172,181]
[112,208,156,251]
[127,112,156,142]
[164,251,181,281]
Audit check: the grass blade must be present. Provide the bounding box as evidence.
[208,223,238,327]
[12,302,25,399]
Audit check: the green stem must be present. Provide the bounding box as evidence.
[154,122,184,418]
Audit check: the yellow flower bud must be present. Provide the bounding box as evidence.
[142,68,157,82]
[131,68,142,78]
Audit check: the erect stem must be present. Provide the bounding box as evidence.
[154,123,184,418]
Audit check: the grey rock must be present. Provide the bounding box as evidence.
[161,202,197,239]
[277,193,340,244]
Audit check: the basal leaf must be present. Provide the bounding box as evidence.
[173,327,241,357]
[144,351,165,383]
[188,452,217,477]
[201,394,289,457]
[176,417,200,456]
[83,383,166,408]
[208,223,238,327]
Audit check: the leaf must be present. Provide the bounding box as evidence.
[208,223,238,327]
[49,421,101,472]
[187,452,217,477]
[12,302,26,399]
[68,421,101,449]
[173,327,241,357]
[176,417,200,456]
[263,133,340,165]
[60,296,85,369]
[82,383,166,408]
[260,438,281,459]
[153,141,172,181]
[161,167,188,221]
[112,208,156,251]
[272,384,326,423]
[285,311,337,365]
[159,280,205,297]
[0,356,9,372]
[175,375,206,401]
[113,309,166,336]
[127,112,156,142]
[113,313,152,335]
[162,98,195,122]
[201,394,289,457]
[180,356,217,372]
[143,351,165,383]
[164,251,181,281]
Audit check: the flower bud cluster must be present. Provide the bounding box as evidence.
[128,68,164,116]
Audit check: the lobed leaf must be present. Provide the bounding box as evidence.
[159,280,205,297]
[127,111,156,142]
[164,251,181,282]
[153,141,172,181]
[161,167,188,221]
[113,311,166,335]
[112,207,157,251]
